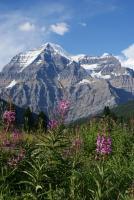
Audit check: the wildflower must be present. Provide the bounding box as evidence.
[48,119,59,129]
[57,100,70,116]
[12,129,22,143]
[96,134,112,155]
[3,111,16,124]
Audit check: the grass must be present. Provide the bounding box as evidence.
[0,115,134,199]
[0,76,134,199]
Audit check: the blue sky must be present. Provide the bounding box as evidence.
[0,0,134,68]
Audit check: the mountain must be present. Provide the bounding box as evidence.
[72,53,134,79]
[0,43,133,122]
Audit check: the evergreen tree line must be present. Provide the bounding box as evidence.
[0,99,48,132]
[0,98,133,132]
[23,107,48,132]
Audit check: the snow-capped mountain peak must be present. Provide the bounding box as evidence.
[41,42,71,58]
[5,42,134,80]
[10,43,72,72]
[11,48,44,72]
[0,42,134,123]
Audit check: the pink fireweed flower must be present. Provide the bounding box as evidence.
[12,129,22,143]
[57,100,70,116]
[49,119,59,129]
[3,111,16,124]
[96,134,112,155]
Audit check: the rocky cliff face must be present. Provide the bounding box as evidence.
[0,43,133,122]
[73,53,134,79]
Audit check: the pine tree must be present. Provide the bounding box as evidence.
[103,106,111,117]
[37,111,48,132]
[24,107,34,132]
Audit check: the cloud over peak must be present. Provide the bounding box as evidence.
[50,22,69,35]
[122,44,134,59]
[118,44,134,70]
[19,22,36,32]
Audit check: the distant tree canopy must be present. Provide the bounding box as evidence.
[103,106,117,121]
[0,99,8,125]
[23,108,48,132]
[0,99,49,132]
[37,111,48,132]
[103,106,111,117]
[24,107,34,131]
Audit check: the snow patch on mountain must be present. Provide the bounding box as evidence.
[101,53,112,58]
[111,70,130,77]
[81,63,99,70]
[71,54,86,62]
[91,71,111,79]
[19,49,44,72]
[6,80,17,88]
[78,79,92,84]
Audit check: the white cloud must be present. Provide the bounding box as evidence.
[0,2,71,70]
[118,44,134,70]
[50,22,69,35]
[0,13,50,70]
[79,22,87,27]
[122,44,134,59]
[19,22,36,32]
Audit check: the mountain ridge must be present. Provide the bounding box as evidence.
[0,43,133,122]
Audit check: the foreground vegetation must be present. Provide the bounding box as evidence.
[0,100,134,200]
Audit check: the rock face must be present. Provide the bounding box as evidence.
[0,43,134,122]
[74,53,134,79]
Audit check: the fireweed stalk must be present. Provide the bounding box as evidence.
[48,119,59,129]
[57,99,70,122]
[1,108,25,167]
[12,129,22,143]
[96,134,112,156]
[2,129,23,150]
[3,110,16,132]
[48,99,70,129]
